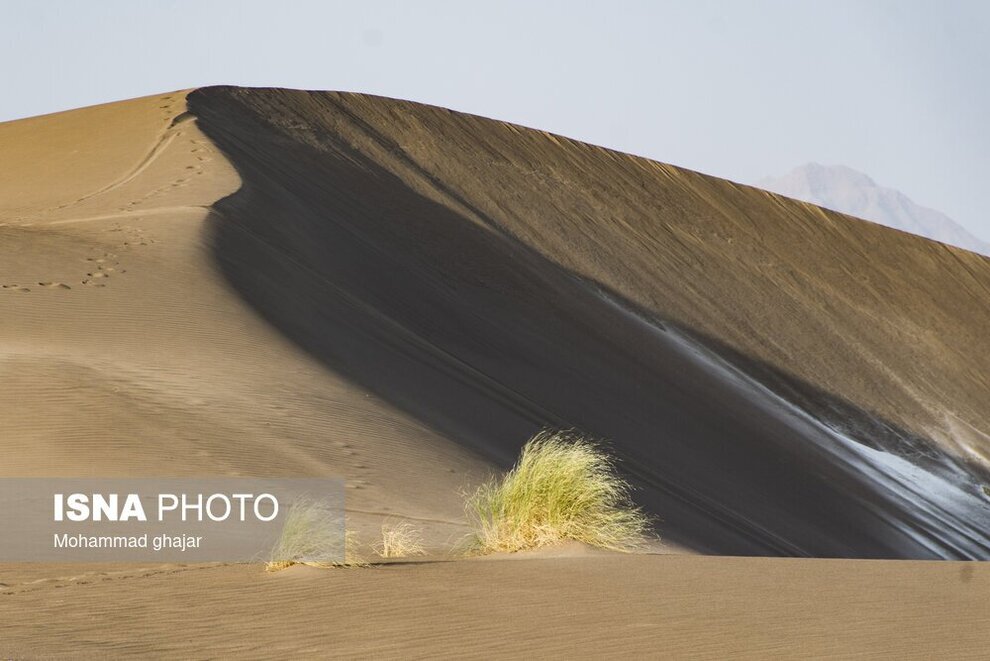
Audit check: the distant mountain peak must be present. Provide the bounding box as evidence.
[800,162,876,187]
[758,164,988,257]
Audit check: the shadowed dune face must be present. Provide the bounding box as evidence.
[188,87,990,558]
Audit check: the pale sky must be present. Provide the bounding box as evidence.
[3,0,987,240]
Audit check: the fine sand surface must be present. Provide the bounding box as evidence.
[1,555,989,658]
[2,88,990,656]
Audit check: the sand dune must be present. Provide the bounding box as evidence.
[0,91,490,544]
[2,87,990,555]
[2,87,990,656]
[188,86,990,557]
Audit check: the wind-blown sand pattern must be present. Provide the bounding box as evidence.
[1,88,989,656]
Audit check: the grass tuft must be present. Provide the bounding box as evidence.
[373,521,426,559]
[265,497,366,571]
[465,429,652,554]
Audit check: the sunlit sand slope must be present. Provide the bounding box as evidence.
[0,92,490,544]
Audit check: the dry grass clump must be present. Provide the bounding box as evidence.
[466,429,652,554]
[266,498,366,571]
[373,521,426,559]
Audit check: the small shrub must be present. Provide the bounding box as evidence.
[373,521,426,558]
[465,429,652,554]
[266,498,365,570]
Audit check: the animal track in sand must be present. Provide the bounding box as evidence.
[49,97,184,216]
[119,137,207,210]
[103,223,154,248]
[1,251,128,291]
[85,98,210,214]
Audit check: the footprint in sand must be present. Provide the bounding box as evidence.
[37,282,71,290]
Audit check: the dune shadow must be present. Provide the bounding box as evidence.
[188,87,990,559]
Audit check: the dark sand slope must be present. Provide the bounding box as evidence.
[188,87,990,558]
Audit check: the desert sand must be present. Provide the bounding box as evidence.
[2,555,988,658]
[2,88,990,656]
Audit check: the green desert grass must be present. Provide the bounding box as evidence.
[266,498,366,571]
[465,429,652,554]
[373,521,426,559]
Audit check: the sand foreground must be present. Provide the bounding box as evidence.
[2,555,989,658]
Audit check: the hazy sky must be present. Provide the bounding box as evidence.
[3,1,988,240]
